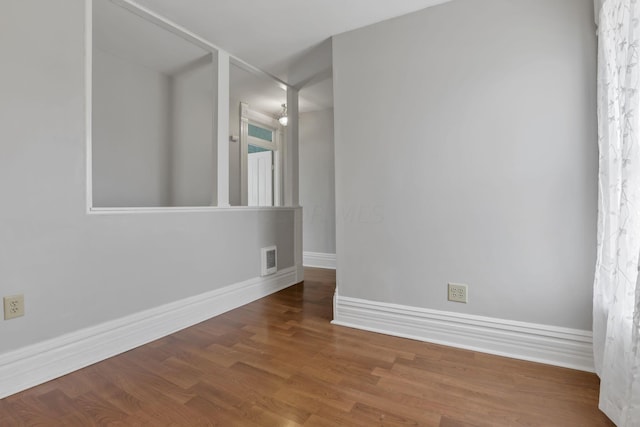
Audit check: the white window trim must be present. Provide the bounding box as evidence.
[85,0,294,214]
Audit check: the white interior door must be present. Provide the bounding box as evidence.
[248,150,273,206]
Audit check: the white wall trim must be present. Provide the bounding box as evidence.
[303,251,336,269]
[332,295,595,372]
[88,206,299,215]
[86,0,291,213]
[0,266,299,399]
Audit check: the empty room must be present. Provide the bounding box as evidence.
[0,0,637,425]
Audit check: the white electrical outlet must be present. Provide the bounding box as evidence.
[448,283,468,303]
[4,294,25,320]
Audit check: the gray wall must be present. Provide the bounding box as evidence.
[332,0,597,330]
[299,109,336,254]
[169,59,216,206]
[0,0,296,354]
[92,48,172,207]
[229,100,241,206]
[93,49,216,207]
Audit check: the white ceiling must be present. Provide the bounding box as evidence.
[132,0,452,80]
[96,0,451,116]
[94,0,211,75]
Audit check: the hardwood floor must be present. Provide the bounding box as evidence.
[1,268,613,426]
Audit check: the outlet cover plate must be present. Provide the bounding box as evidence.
[448,283,468,303]
[4,294,25,320]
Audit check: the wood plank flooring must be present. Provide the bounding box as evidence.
[1,268,614,426]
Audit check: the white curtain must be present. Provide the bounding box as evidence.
[594,0,640,425]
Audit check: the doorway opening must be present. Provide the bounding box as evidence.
[248,143,273,206]
[240,103,283,206]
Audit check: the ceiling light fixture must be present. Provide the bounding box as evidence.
[277,104,288,126]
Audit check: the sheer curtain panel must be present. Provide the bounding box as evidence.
[593,0,640,425]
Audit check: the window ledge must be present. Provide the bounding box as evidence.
[87,206,301,215]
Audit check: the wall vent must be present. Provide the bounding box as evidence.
[261,246,277,276]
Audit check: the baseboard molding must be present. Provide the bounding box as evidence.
[332,295,595,372]
[303,251,336,269]
[0,267,299,399]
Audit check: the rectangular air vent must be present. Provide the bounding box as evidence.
[261,246,277,276]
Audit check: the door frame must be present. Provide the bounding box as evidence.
[239,102,283,206]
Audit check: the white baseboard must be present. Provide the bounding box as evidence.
[0,267,299,399]
[303,251,336,269]
[332,295,595,372]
